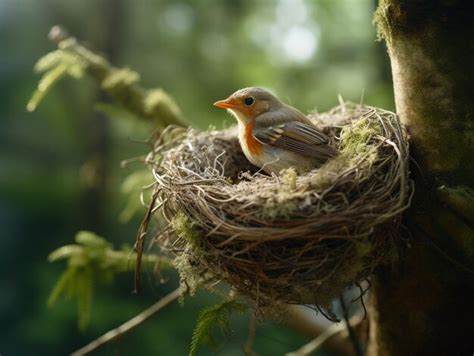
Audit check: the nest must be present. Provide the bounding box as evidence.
[146,102,413,313]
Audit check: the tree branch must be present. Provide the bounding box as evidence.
[71,287,182,356]
[286,312,364,356]
[284,305,362,356]
[30,26,186,129]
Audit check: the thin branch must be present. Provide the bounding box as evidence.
[71,287,182,356]
[340,297,364,356]
[286,312,364,356]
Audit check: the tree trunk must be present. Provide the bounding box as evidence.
[369,1,474,355]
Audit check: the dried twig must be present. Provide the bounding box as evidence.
[133,190,158,293]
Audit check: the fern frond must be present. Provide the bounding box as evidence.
[47,230,171,330]
[75,230,110,249]
[27,49,86,112]
[189,301,246,356]
[77,267,93,331]
[48,245,83,262]
[47,267,77,306]
[27,63,69,112]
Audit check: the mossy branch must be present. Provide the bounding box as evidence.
[48,230,172,330]
[28,25,186,128]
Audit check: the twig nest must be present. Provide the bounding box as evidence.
[148,103,413,311]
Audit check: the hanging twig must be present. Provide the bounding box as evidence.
[134,190,159,293]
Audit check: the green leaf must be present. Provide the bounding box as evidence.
[47,264,94,330]
[77,267,93,331]
[67,63,85,79]
[27,63,68,112]
[47,267,77,306]
[28,50,86,112]
[34,50,65,73]
[144,88,183,126]
[34,50,85,74]
[189,301,246,356]
[101,67,140,90]
[48,245,83,262]
[75,230,110,249]
[47,230,169,331]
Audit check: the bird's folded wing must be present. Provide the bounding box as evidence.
[253,121,337,158]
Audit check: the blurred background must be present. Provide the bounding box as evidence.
[0,0,393,354]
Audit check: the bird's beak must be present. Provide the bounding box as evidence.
[213,98,238,109]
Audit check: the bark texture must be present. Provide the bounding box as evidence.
[370,1,474,355]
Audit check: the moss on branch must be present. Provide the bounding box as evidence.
[28,26,186,128]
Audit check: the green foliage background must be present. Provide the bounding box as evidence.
[0,0,392,354]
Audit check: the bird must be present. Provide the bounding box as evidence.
[213,87,337,175]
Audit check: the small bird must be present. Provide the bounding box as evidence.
[214,87,337,175]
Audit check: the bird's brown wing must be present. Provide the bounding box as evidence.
[253,121,337,158]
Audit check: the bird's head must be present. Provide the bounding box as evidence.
[214,87,282,124]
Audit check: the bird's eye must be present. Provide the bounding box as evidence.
[244,97,254,106]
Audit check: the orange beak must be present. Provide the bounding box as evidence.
[213,98,239,110]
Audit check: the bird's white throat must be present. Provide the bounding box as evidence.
[227,108,251,124]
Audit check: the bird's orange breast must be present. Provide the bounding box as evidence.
[243,122,263,156]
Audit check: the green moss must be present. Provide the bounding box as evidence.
[144,89,183,127]
[170,212,208,295]
[255,169,301,219]
[340,116,381,156]
[171,211,201,244]
[259,169,301,219]
[101,67,140,90]
[261,195,299,220]
[173,248,205,297]
[29,31,186,127]
[281,168,297,190]
[311,117,380,189]
[373,1,393,44]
